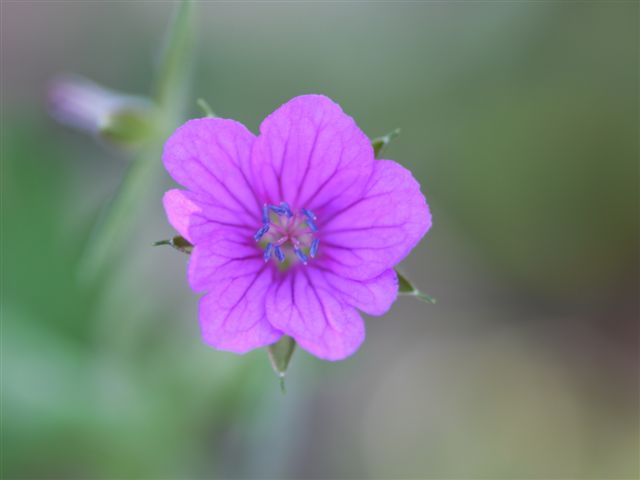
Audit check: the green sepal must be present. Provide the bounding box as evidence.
[153,235,193,254]
[396,269,436,304]
[196,98,216,118]
[99,107,156,148]
[371,128,401,159]
[267,335,297,393]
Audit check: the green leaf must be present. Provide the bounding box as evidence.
[396,269,436,304]
[267,336,296,393]
[153,235,193,255]
[371,128,401,159]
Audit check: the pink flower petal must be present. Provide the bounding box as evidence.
[163,118,261,226]
[265,269,365,360]
[163,189,255,245]
[251,95,374,212]
[162,189,200,244]
[318,159,431,280]
[199,266,282,354]
[311,267,398,316]
[187,230,263,293]
[190,231,281,353]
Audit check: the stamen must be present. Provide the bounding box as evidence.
[280,202,293,218]
[269,204,287,216]
[255,204,319,266]
[310,239,320,258]
[301,208,316,220]
[274,245,286,263]
[294,246,308,265]
[254,224,269,241]
[305,217,318,232]
[263,242,273,262]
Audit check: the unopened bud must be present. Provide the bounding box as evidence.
[47,74,156,149]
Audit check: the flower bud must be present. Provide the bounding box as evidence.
[47,74,156,149]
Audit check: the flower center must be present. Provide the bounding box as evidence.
[254,202,319,266]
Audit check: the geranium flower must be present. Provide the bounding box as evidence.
[162,95,431,360]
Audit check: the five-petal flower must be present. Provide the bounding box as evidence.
[163,95,431,360]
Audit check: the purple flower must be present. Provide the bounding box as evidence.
[162,95,431,360]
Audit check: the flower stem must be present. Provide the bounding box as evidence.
[78,0,194,281]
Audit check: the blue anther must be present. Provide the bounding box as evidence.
[269,204,287,216]
[254,224,269,242]
[310,239,320,258]
[262,204,270,224]
[301,208,316,220]
[280,202,293,218]
[263,242,273,262]
[274,245,286,263]
[294,246,308,265]
[306,217,318,232]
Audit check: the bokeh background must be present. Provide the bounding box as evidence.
[2,1,638,479]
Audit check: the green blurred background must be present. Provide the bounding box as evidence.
[2,1,638,478]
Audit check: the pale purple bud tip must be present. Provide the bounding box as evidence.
[310,239,320,258]
[264,243,274,262]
